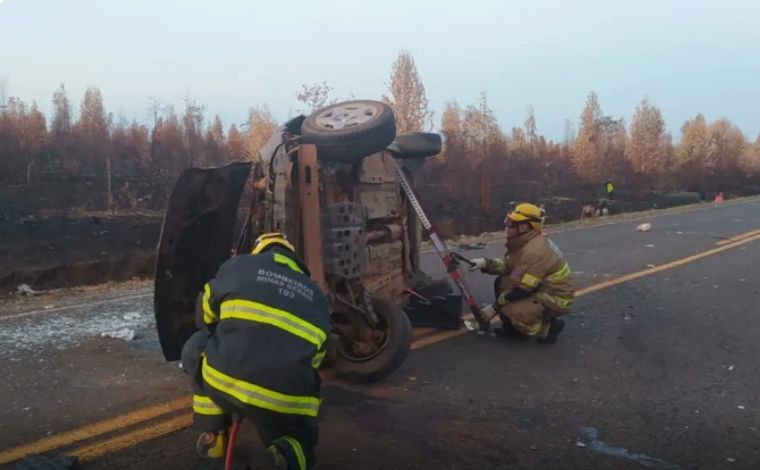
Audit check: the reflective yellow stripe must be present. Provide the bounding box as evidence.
[536,292,574,309]
[311,349,326,369]
[521,272,542,289]
[203,283,217,325]
[273,252,304,274]
[202,357,320,417]
[525,321,543,336]
[220,300,326,349]
[486,258,506,273]
[282,436,306,470]
[193,394,225,416]
[546,263,571,283]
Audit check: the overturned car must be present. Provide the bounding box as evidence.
[154,100,462,382]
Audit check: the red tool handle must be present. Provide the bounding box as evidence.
[393,161,489,331]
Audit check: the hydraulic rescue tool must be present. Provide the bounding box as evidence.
[392,160,490,332]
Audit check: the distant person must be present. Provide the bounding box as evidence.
[714,191,724,206]
[605,180,615,200]
[580,202,595,219]
[596,199,610,217]
[468,203,575,344]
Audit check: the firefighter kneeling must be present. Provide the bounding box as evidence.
[470,203,574,343]
[181,233,330,469]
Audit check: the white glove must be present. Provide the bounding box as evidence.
[469,257,488,272]
[480,304,498,322]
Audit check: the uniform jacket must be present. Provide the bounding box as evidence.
[196,249,331,418]
[485,230,575,315]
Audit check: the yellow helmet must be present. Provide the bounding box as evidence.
[251,232,295,255]
[506,203,543,230]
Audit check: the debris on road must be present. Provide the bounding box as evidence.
[636,223,652,232]
[645,244,655,248]
[100,328,136,341]
[737,405,745,410]
[579,426,680,469]
[727,457,736,463]
[16,284,41,296]
[122,312,141,321]
[647,264,656,268]
[728,365,735,371]
[457,242,487,251]
[576,441,587,448]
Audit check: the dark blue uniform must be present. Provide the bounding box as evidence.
[182,248,330,470]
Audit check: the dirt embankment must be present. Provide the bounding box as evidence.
[427,191,706,238]
[0,215,161,296]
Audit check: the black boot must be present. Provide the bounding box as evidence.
[538,318,565,345]
[494,318,530,340]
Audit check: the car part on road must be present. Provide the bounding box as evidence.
[154,162,253,361]
[392,159,489,332]
[403,280,463,330]
[301,100,396,161]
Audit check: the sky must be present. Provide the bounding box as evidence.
[1,0,759,141]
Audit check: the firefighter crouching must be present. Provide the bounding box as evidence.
[181,233,330,469]
[470,203,574,343]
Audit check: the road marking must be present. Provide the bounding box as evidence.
[0,292,152,322]
[411,329,468,350]
[715,228,760,246]
[0,397,190,465]
[577,232,760,296]
[7,228,760,465]
[70,414,192,462]
[410,231,760,349]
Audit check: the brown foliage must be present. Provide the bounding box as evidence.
[572,92,629,185]
[2,78,758,221]
[383,50,433,134]
[244,105,278,160]
[626,98,670,184]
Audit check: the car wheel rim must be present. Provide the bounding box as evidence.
[313,103,380,130]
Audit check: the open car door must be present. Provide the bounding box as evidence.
[153,162,252,361]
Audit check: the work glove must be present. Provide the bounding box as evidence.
[469,257,488,272]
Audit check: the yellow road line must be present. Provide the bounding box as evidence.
[8,231,760,464]
[0,397,190,465]
[578,232,760,296]
[411,329,467,350]
[408,232,760,350]
[69,414,192,462]
[715,228,760,246]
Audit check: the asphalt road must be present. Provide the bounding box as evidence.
[2,199,759,469]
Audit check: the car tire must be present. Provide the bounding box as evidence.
[301,100,396,161]
[328,295,412,383]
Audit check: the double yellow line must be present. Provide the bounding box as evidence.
[3,228,760,466]
[0,398,191,464]
[716,228,760,246]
